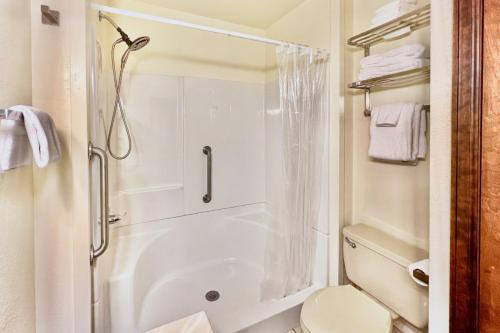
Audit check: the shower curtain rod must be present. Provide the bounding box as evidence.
[91,4,327,51]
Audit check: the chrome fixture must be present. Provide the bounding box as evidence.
[99,12,150,160]
[108,214,124,225]
[203,146,212,203]
[92,3,329,52]
[347,4,431,116]
[345,237,357,249]
[89,143,110,263]
[347,4,431,48]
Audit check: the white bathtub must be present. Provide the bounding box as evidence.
[96,204,325,333]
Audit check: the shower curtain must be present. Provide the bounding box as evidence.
[261,45,329,301]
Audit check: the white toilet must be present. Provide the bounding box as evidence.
[300,224,429,333]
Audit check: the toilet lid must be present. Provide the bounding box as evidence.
[301,285,393,333]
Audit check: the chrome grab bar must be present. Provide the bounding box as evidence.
[203,146,212,203]
[89,143,110,263]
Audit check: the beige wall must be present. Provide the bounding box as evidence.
[344,0,431,249]
[31,0,91,331]
[100,0,267,84]
[0,1,35,333]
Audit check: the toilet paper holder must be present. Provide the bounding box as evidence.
[408,259,429,287]
[412,269,429,285]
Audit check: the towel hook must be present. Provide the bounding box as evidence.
[41,5,60,26]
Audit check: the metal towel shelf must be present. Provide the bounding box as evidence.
[347,4,431,48]
[347,4,431,117]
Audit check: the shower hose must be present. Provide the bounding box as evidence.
[106,38,134,160]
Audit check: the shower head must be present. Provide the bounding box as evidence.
[129,36,150,51]
[99,12,150,51]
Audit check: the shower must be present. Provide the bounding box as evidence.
[99,12,150,160]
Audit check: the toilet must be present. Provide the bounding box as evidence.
[300,224,429,333]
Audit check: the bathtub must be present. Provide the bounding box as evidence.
[96,204,325,333]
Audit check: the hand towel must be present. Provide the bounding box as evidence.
[411,104,422,160]
[369,103,416,161]
[417,107,427,159]
[375,103,403,127]
[0,111,32,172]
[360,44,429,68]
[8,105,62,168]
[358,58,430,81]
[369,103,427,162]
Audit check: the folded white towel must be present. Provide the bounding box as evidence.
[371,5,416,26]
[360,57,419,69]
[358,58,430,81]
[0,111,32,172]
[8,105,61,168]
[371,1,418,39]
[375,0,417,16]
[361,44,429,68]
[369,103,426,162]
[418,108,427,159]
[375,104,402,127]
[369,103,415,161]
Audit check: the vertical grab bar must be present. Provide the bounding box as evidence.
[203,146,212,203]
[89,143,110,263]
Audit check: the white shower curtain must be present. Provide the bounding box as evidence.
[261,45,329,301]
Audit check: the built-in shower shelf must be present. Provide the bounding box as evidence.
[348,66,431,90]
[347,4,431,48]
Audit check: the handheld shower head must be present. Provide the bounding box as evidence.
[129,36,150,51]
[98,11,151,160]
[99,12,150,51]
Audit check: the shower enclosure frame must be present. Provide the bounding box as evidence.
[30,0,344,331]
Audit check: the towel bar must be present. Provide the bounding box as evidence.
[365,104,431,117]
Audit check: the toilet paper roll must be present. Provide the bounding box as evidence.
[407,259,429,287]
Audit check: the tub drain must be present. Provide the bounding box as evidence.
[205,290,220,302]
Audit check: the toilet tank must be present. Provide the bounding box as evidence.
[343,224,429,329]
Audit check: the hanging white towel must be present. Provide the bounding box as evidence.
[369,103,416,161]
[417,107,427,159]
[369,103,427,162]
[410,104,423,161]
[8,105,61,168]
[375,103,403,127]
[0,111,32,172]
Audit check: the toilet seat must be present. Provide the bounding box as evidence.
[300,285,393,333]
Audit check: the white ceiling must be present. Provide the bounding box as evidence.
[137,0,307,29]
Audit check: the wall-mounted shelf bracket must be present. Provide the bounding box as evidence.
[349,66,431,116]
